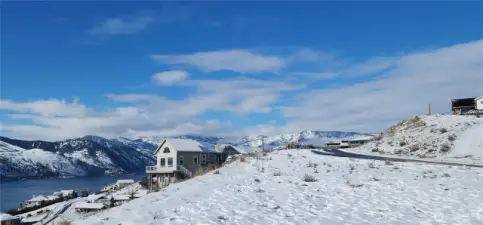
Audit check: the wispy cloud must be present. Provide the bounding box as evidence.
[88,15,154,36]
[152,70,190,85]
[2,40,482,140]
[151,50,286,74]
[276,39,483,134]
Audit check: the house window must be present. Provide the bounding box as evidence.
[167,158,173,167]
[193,156,198,165]
[179,156,184,165]
[160,158,166,167]
[163,147,170,153]
[202,154,207,164]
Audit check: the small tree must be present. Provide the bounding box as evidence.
[139,175,149,189]
[109,197,115,207]
[81,190,89,197]
[127,189,136,199]
[72,191,78,199]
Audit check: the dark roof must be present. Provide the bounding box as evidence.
[451,97,476,108]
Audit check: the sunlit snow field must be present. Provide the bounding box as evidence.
[74,149,483,225]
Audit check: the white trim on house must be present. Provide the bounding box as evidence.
[476,96,483,110]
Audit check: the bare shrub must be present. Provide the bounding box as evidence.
[262,152,268,157]
[303,174,317,182]
[240,156,247,162]
[307,161,314,167]
[194,167,205,177]
[349,164,355,171]
[399,141,407,147]
[440,144,451,152]
[346,181,364,188]
[442,173,451,177]
[374,135,383,141]
[57,221,72,225]
[254,178,261,183]
[368,162,376,169]
[255,188,265,193]
[409,144,419,152]
[384,160,393,165]
[214,170,221,174]
[448,134,457,141]
[273,171,281,176]
[439,128,448,133]
[371,148,379,152]
[314,169,319,173]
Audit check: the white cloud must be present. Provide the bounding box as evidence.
[1,78,301,141]
[88,15,154,36]
[0,98,90,117]
[151,50,286,73]
[277,39,483,134]
[3,40,482,140]
[152,70,190,85]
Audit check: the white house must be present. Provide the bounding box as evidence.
[145,139,222,191]
[53,190,75,198]
[476,96,483,110]
[74,202,107,213]
[115,180,134,189]
[85,193,108,203]
[112,195,130,206]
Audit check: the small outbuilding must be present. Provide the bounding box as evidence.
[115,180,134,189]
[0,212,20,225]
[74,202,107,213]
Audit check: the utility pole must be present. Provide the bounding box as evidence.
[428,103,432,115]
[261,138,265,152]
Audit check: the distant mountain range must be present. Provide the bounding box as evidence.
[0,131,373,180]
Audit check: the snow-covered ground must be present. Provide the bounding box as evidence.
[73,150,483,225]
[352,115,483,163]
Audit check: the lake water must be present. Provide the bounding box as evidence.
[0,174,145,212]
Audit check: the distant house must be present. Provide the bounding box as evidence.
[145,139,223,191]
[21,195,48,208]
[53,190,75,198]
[115,180,134,189]
[476,96,483,110]
[112,195,130,206]
[0,212,20,225]
[347,136,374,147]
[451,97,479,115]
[74,202,107,213]
[100,183,117,193]
[325,142,341,148]
[85,193,108,203]
[214,144,255,161]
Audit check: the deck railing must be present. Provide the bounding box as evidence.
[145,166,176,173]
[177,165,193,178]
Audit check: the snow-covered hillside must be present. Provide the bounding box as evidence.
[354,115,483,160]
[0,136,156,180]
[0,130,371,180]
[73,149,483,225]
[140,130,373,150]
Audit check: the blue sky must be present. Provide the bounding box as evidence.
[2,2,483,140]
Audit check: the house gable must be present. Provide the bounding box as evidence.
[154,140,178,169]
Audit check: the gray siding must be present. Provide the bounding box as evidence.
[177,151,221,174]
